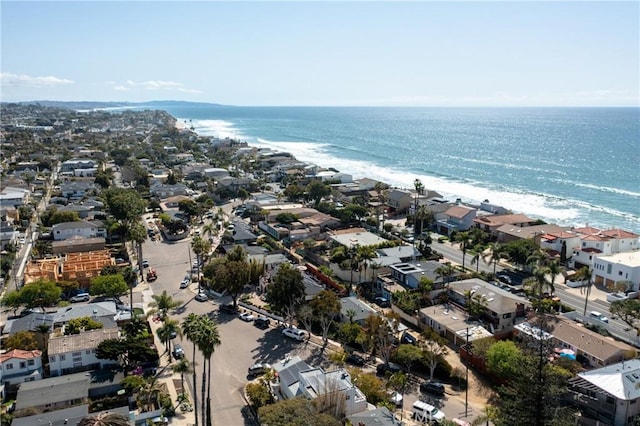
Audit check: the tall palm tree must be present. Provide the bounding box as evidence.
[357,245,377,283]
[470,247,482,273]
[524,267,553,310]
[454,231,471,271]
[435,263,456,304]
[122,266,137,313]
[576,266,594,317]
[547,260,563,296]
[374,181,388,231]
[482,243,504,276]
[192,236,212,292]
[171,358,194,401]
[413,178,423,213]
[148,290,182,322]
[157,318,181,355]
[182,313,202,426]
[196,317,221,426]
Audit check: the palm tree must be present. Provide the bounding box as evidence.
[148,290,182,322]
[127,222,148,280]
[157,318,181,355]
[523,267,553,311]
[201,223,216,242]
[482,242,504,276]
[78,412,131,426]
[121,266,137,313]
[188,315,221,426]
[357,245,377,283]
[470,246,482,273]
[374,181,388,231]
[171,358,194,401]
[435,263,456,288]
[575,266,593,317]
[547,260,563,296]
[182,313,202,426]
[454,231,471,271]
[192,236,212,292]
[413,178,423,214]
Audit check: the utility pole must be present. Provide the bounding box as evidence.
[465,326,469,418]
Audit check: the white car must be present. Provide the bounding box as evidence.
[282,327,308,342]
[180,278,190,289]
[195,293,208,302]
[239,312,255,322]
[589,311,609,323]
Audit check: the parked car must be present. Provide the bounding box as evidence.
[400,331,418,346]
[142,259,150,268]
[589,311,609,323]
[195,293,209,302]
[376,362,402,377]
[388,390,403,407]
[374,297,390,308]
[70,293,90,303]
[219,303,239,314]
[180,278,190,289]
[247,363,271,377]
[172,344,185,359]
[254,316,270,329]
[345,353,366,366]
[282,327,308,342]
[420,380,445,396]
[239,312,255,322]
[412,400,445,423]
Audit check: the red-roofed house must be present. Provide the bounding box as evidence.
[537,230,582,259]
[570,227,640,269]
[0,349,43,387]
[437,204,477,235]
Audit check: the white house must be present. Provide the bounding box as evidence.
[272,355,368,417]
[51,220,105,241]
[0,349,44,387]
[61,158,97,173]
[571,227,640,270]
[592,251,640,291]
[48,328,120,376]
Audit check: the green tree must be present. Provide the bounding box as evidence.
[454,231,472,271]
[310,290,341,347]
[575,266,593,317]
[15,279,62,311]
[421,330,448,380]
[610,298,640,334]
[2,290,23,316]
[90,274,128,299]
[395,344,423,376]
[65,316,104,335]
[246,381,273,409]
[122,266,138,313]
[148,290,182,322]
[4,330,38,350]
[486,340,523,379]
[306,180,331,207]
[157,318,181,355]
[171,358,194,402]
[264,262,306,327]
[78,412,132,426]
[257,397,341,426]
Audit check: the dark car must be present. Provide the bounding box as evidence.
[400,331,418,346]
[172,344,185,359]
[374,297,391,308]
[346,354,366,366]
[420,380,445,396]
[247,363,271,377]
[254,316,270,329]
[376,362,402,377]
[219,303,239,314]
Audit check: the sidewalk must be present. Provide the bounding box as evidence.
[139,281,196,426]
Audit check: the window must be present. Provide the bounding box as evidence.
[59,354,66,361]
[5,363,13,370]
[19,362,26,369]
[28,360,34,366]
[503,313,512,319]
[50,356,56,362]
[607,264,612,274]
[72,352,81,357]
[85,350,91,355]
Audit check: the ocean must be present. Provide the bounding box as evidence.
[156,105,639,233]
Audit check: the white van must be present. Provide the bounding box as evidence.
[589,311,609,323]
[412,400,445,424]
[282,327,308,342]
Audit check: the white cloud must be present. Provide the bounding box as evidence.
[112,79,202,94]
[1,72,74,88]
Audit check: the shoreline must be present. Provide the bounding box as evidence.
[169,112,639,234]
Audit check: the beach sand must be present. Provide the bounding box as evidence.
[174,118,188,130]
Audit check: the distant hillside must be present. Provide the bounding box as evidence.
[15,100,229,110]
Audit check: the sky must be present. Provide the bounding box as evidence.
[1,1,638,107]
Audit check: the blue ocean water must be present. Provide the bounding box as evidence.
[159,105,640,233]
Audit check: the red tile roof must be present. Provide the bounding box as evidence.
[0,349,42,363]
[601,229,638,239]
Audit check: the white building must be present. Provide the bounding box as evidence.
[0,349,44,387]
[48,328,120,376]
[571,227,640,270]
[592,251,640,291]
[272,355,368,417]
[51,220,105,241]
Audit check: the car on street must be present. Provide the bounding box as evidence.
[70,293,90,303]
[170,330,177,339]
[282,327,308,342]
[345,353,366,366]
[180,278,190,289]
[400,331,418,346]
[172,344,184,359]
[142,259,150,268]
[254,316,270,329]
[496,273,512,285]
[239,312,255,322]
[376,362,402,377]
[219,303,239,314]
[589,311,609,323]
[18,236,26,245]
[195,293,209,302]
[247,363,271,377]
[388,390,403,407]
[420,380,445,397]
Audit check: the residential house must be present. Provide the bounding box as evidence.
[386,189,412,215]
[496,223,570,244]
[14,373,89,416]
[56,204,93,219]
[448,278,528,333]
[0,349,44,387]
[0,186,30,207]
[52,236,106,255]
[11,405,131,426]
[571,227,640,270]
[516,316,636,368]
[419,303,494,346]
[48,328,120,376]
[565,359,640,425]
[436,203,477,235]
[59,181,98,200]
[473,213,538,238]
[346,407,401,426]
[52,220,105,241]
[537,230,583,260]
[388,260,450,291]
[271,355,368,417]
[60,158,97,173]
[339,296,378,325]
[592,251,640,291]
[0,221,18,250]
[149,182,189,198]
